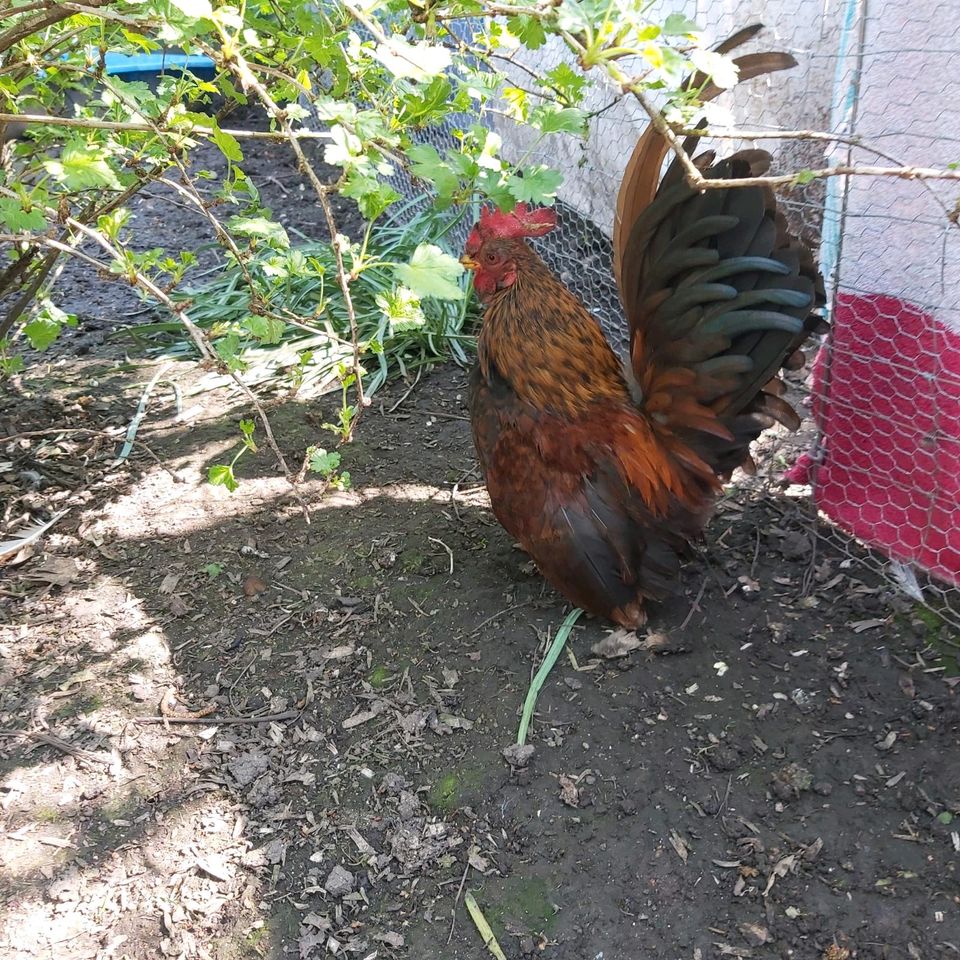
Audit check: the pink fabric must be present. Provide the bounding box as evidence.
[785,293,960,586]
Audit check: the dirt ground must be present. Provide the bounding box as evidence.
[2,122,959,960]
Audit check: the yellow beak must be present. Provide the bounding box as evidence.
[459,254,479,270]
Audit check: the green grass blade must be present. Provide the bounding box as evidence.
[516,607,583,746]
[464,891,508,960]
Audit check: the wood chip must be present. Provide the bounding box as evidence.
[668,829,690,863]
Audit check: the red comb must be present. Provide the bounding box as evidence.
[475,202,558,240]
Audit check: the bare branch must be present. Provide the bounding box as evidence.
[0,184,311,487]
[0,111,332,140]
[205,41,369,432]
[695,164,960,189]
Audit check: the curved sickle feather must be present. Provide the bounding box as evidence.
[613,27,797,311]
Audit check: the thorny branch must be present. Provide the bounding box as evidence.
[50,73,308,494]
[0,112,333,140]
[447,3,960,207]
[203,39,369,434]
[0,188,301,489]
[672,126,958,221]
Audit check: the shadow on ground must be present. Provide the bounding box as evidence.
[2,361,959,960]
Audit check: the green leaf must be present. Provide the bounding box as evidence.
[212,126,244,164]
[0,198,46,233]
[543,62,586,104]
[530,105,587,136]
[477,170,516,210]
[207,465,238,493]
[937,811,954,825]
[793,169,816,186]
[22,299,76,350]
[507,165,563,205]
[376,286,426,332]
[214,332,245,371]
[121,29,161,53]
[400,76,454,126]
[201,561,224,577]
[228,216,289,249]
[43,139,122,191]
[0,354,24,376]
[663,13,700,35]
[407,144,459,203]
[340,173,401,221]
[307,447,341,477]
[502,86,528,122]
[244,314,285,344]
[394,244,464,301]
[23,316,61,350]
[507,15,546,49]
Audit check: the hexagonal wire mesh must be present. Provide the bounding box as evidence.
[387,0,960,629]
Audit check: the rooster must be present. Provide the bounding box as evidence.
[461,27,825,629]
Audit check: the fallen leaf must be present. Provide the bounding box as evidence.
[591,629,642,658]
[58,668,95,692]
[763,853,798,896]
[467,845,490,872]
[25,556,80,586]
[668,829,690,863]
[195,855,231,883]
[323,644,355,660]
[159,572,181,594]
[374,932,405,948]
[739,922,772,945]
[558,774,580,807]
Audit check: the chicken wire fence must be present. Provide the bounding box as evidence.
[388,0,960,632]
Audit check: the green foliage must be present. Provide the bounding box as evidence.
[160,201,478,399]
[0,0,740,374]
[0,0,757,491]
[306,445,351,490]
[394,244,464,301]
[207,419,258,494]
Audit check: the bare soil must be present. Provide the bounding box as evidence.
[2,122,959,960]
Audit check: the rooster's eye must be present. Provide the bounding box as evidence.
[484,251,498,264]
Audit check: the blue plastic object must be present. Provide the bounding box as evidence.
[102,50,216,84]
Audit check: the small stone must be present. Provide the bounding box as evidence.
[397,791,420,821]
[227,751,270,787]
[713,745,741,772]
[324,865,355,897]
[618,798,638,816]
[771,779,793,801]
[380,772,410,796]
[813,781,833,797]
